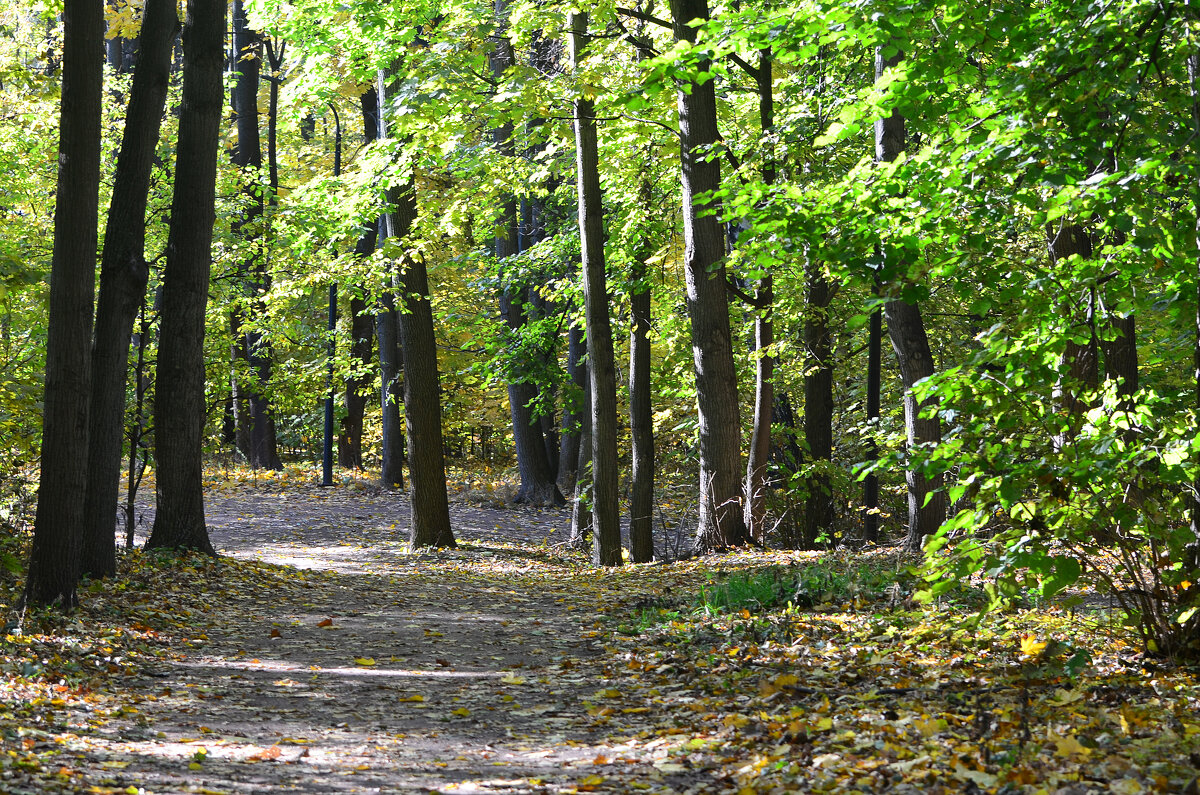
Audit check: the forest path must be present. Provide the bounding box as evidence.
[66,484,688,794]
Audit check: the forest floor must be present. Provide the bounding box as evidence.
[1,467,1199,794]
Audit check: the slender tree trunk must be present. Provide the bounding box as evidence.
[803,263,834,548]
[559,325,586,491]
[339,89,380,469]
[670,0,748,550]
[629,177,656,564]
[377,65,454,548]
[80,0,179,579]
[493,4,562,506]
[1048,225,1099,450]
[744,48,776,542]
[1190,53,1200,562]
[377,287,405,489]
[570,360,594,547]
[863,298,882,544]
[146,0,225,554]
[570,11,620,566]
[24,0,105,607]
[875,45,945,552]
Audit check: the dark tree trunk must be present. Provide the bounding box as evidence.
[493,7,562,506]
[803,263,834,548]
[81,0,179,579]
[378,65,454,548]
[876,45,944,552]
[1190,53,1200,562]
[559,325,586,491]
[24,0,105,607]
[629,240,655,564]
[744,47,776,544]
[377,288,406,489]
[146,0,225,554]
[670,0,747,550]
[885,299,946,552]
[570,11,620,567]
[1048,225,1099,448]
[229,0,280,471]
[570,360,593,547]
[863,304,882,544]
[338,89,380,469]
[339,290,374,469]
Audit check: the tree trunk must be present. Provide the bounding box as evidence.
[670,0,748,550]
[377,287,406,489]
[81,0,178,579]
[232,1,281,471]
[570,360,593,547]
[146,0,225,554]
[863,300,882,544]
[803,263,834,548]
[876,45,944,552]
[1048,225,1099,450]
[492,6,562,506]
[744,47,776,544]
[570,11,621,567]
[629,239,655,563]
[377,65,455,549]
[885,299,945,552]
[24,0,105,607]
[559,324,586,491]
[338,90,380,469]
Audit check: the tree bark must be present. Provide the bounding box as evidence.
[338,89,380,469]
[377,65,455,549]
[1048,224,1099,450]
[570,11,621,567]
[24,0,105,606]
[863,303,882,544]
[230,0,280,471]
[744,47,776,544]
[493,4,562,506]
[377,286,406,489]
[559,324,586,492]
[803,263,834,548]
[570,359,594,547]
[81,0,179,579]
[670,0,748,550]
[876,45,945,553]
[629,205,655,564]
[146,0,225,554]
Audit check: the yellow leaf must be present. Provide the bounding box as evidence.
[354,657,376,666]
[1047,688,1084,706]
[812,717,833,732]
[399,694,426,703]
[596,688,621,699]
[1019,633,1048,658]
[500,674,527,685]
[451,707,471,717]
[1050,732,1092,757]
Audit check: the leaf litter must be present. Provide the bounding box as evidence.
[0,468,1196,793]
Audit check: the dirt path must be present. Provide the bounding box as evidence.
[58,488,687,794]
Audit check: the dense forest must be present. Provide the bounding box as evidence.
[4,0,1200,653]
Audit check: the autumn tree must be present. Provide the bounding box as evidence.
[146,0,226,554]
[81,0,179,579]
[23,0,105,606]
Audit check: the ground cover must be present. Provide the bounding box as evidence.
[0,468,1196,793]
